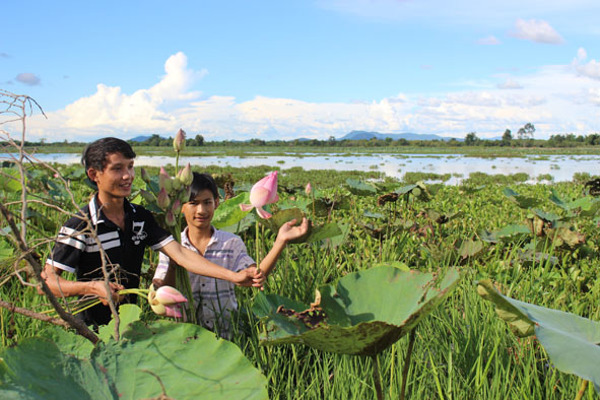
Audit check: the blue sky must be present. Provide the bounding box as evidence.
[2,0,600,142]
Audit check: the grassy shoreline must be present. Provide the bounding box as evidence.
[6,144,600,157]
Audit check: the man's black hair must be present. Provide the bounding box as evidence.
[189,172,219,202]
[81,137,136,171]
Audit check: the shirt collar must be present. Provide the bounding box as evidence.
[89,194,134,226]
[181,226,217,248]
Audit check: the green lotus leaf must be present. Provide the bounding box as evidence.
[477,279,600,393]
[253,266,461,356]
[1,319,268,400]
[549,188,600,217]
[213,191,251,229]
[530,208,560,223]
[346,178,378,196]
[395,184,418,195]
[503,187,541,209]
[457,239,485,259]
[0,337,116,400]
[93,320,268,399]
[262,208,342,244]
[479,224,531,243]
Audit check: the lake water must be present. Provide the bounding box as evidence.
[10,152,600,185]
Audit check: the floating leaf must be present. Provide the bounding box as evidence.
[477,280,600,393]
[503,187,541,209]
[457,239,485,259]
[479,224,530,243]
[346,178,378,196]
[253,266,461,356]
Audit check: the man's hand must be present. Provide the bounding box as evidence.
[89,281,124,306]
[234,266,265,288]
[277,217,309,243]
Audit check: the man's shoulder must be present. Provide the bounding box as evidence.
[213,228,242,242]
[60,203,92,229]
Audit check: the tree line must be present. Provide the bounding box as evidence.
[4,124,600,148]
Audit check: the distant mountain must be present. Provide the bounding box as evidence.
[129,135,152,142]
[338,131,460,141]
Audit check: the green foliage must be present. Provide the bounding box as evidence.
[0,306,268,400]
[478,280,600,393]
[252,266,461,356]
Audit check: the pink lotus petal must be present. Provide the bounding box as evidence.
[155,286,188,305]
[249,187,271,208]
[255,207,272,219]
[240,203,254,212]
[164,304,183,318]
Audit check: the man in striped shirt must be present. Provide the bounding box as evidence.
[153,172,308,339]
[42,138,263,327]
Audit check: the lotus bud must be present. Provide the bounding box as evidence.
[140,189,157,205]
[140,167,151,184]
[172,176,182,191]
[305,182,312,195]
[165,209,177,227]
[155,286,188,305]
[171,198,182,215]
[240,171,279,219]
[178,163,193,186]
[173,128,186,152]
[159,167,172,192]
[157,188,171,209]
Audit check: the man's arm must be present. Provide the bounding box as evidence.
[40,263,123,305]
[160,241,263,287]
[258,217,309,276]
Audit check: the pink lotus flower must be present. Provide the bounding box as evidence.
[155,285,188,305]
[240,171,279,218]
[305,182,312,195]
[148,285,187,318]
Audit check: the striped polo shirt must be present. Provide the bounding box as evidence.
[47,195,173,326]
[155,226,255,339]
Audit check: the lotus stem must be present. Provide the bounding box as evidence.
[255,219,261,272]
[400,328,417,400]
[575,379,588,400]
[372,354,383,400]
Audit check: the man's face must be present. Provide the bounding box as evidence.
[88,152,135,199]
[182,189,219,230]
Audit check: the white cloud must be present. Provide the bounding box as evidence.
[572,47,600,80]
[59,52,205,131]
[22,50,600,142]
[477,36,501,45]
[16,73,41,86]
[497,78,523,89]
[510,19,564,44]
